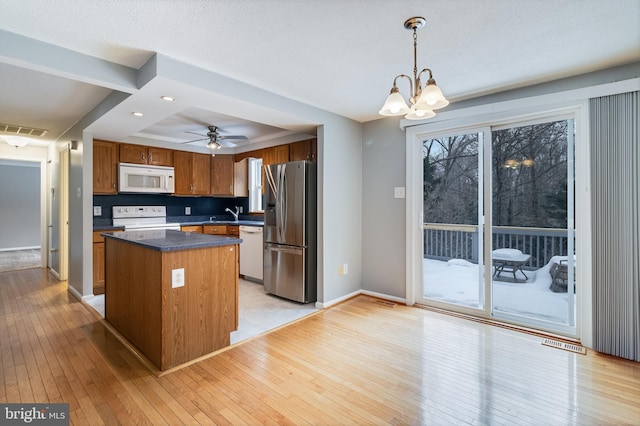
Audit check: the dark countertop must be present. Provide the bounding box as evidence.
[101,229,242,252]
[93,225,125,232]
[184,220,264,227]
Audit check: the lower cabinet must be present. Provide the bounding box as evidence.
[202,224,239,237]
[180,225,203,233]
[93,232,105,295]
[203,225,227,235]
[93,230,122,295]
[227,225,239,237]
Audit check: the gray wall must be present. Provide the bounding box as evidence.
[360,62,640,304]
[0,161,40,250]
[361,117,406,298]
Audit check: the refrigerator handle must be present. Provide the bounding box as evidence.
[265,245,302,255]
[265,165,278,199]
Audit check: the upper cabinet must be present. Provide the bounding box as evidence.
[174,151,211,195]
[211,154,235,197]
[119,143,173,167]
[289,139,317,162]
[262,145,289,166]
[93,140,118,194]
[233,158,249,197]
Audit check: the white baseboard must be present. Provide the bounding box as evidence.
[315,289,361,309]
[361,290,406,305]
[67,284,83,302]
[48,268,60,280]
[316,289,405,309]
[0,245,41,252]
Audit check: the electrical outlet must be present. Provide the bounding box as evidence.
[172,268,185,288]
[343,263,349,275]
[239,206,243,213]
[185,206,191,215]
[93,206,102,216]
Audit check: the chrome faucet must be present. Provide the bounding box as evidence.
[225,206,239,222]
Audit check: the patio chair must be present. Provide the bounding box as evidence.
[550,258,570,292]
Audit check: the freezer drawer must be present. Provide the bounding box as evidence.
[264,243,314,303]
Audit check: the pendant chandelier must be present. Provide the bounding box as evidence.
[379,16,449,120]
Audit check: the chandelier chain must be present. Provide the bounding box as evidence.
[412,28,419,101]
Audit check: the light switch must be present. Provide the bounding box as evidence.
[93,206,102,216]
[394,187,405,199]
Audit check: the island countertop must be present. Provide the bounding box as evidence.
[101,229,242,252]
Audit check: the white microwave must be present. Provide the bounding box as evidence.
[118,163,175,194]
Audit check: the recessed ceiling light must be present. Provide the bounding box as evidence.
[132,112,144,117]
[161,96,175,102]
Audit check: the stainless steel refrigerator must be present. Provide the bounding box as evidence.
[263,160,316,303]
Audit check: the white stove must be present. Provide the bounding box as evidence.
[112,206,181,231]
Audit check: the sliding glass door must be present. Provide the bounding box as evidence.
[417,115,576,334]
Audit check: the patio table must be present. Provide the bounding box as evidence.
[492,249,531,282]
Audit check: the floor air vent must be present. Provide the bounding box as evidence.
[542,338,587,355]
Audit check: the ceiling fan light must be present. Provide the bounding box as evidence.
[405,106,436,120]
[379,87,411,116]
[417,80,449,110]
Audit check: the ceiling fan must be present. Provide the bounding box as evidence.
[182,125,248,150]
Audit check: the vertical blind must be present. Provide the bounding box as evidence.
[590,91,639,362]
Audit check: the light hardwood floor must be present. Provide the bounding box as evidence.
[1,268,640,425]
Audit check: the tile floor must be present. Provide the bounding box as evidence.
[84,278,319,345]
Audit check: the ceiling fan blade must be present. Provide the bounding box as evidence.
[185,130,207,137]
[217,139,239,148]
[180,137,209,144]
[218,135,249,141]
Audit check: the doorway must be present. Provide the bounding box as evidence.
[0,158,43,272]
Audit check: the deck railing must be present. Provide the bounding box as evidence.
[424,223,571,269]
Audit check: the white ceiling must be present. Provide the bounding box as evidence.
[0,0,639,150]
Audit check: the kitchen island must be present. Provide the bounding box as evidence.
[102,229,241,371]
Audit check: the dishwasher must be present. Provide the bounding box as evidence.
[239,226,263,281]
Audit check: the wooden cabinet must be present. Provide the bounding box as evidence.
[289,139,317,162]
[93,229,122,294]
[262,145,289,166]
[233,158,249,197]
[211,155,235,196]
[180,225,202,233]
[119,143,173,166]
[234,149,262,163]
[226,225,240,237]
[203,225,227,235]
[104,237,239,370]
[203,224,238,237]
[174,151,211,195]
[93,140,118,194]
[93,231,106,295]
